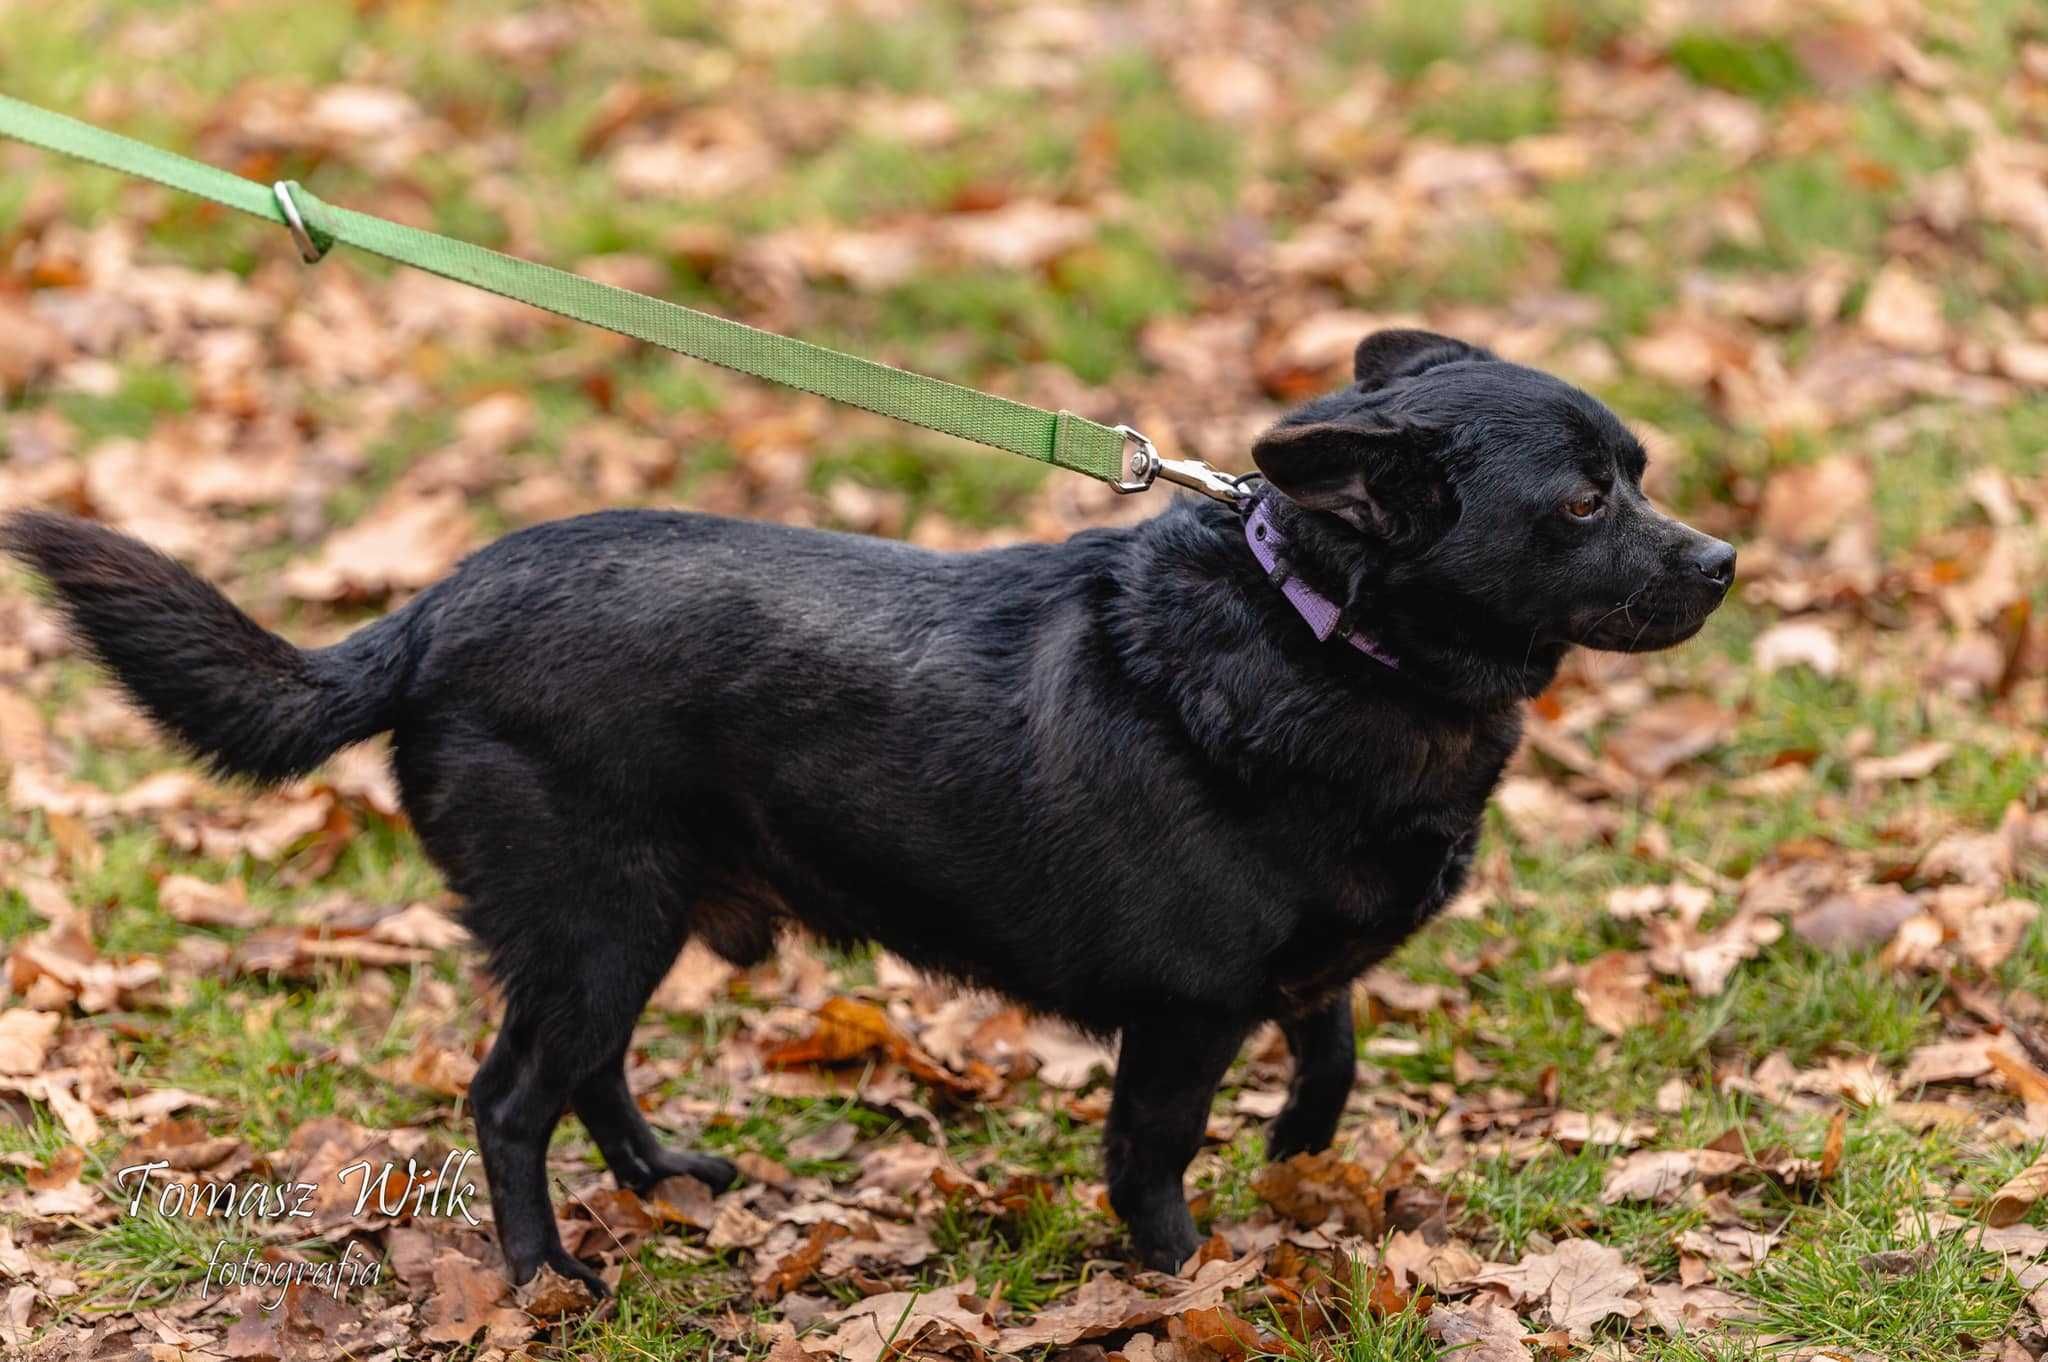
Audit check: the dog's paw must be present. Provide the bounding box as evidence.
[1265,1105,1339,1163]
[1263,1125,1318,1163]
[1129,1212,1203,1276]
[641,1149,738,1195]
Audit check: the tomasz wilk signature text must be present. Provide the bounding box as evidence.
[114,1149,481,1308]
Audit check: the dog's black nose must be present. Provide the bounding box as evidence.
[1694,539,1736,589]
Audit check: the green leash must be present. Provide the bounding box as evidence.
[0,94,1245,503]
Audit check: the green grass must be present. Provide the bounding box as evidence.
[1409,78,1559,144]
[1666,31,1810,102]
[1745,1221,2026,1362]
[52,365,194,443]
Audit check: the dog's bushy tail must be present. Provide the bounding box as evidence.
[2,510,418,783]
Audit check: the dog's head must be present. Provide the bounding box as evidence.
[1252,329,1734,656]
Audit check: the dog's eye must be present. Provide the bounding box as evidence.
[1564,493,1604,521]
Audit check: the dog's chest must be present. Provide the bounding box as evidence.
[1250,710,1510,1013]
[1261,805,1480,1009]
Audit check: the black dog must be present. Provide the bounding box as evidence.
[3,330,1733,1290]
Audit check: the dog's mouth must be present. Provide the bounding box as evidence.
[1568,585,1728,653]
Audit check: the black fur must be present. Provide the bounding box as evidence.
[2,331,1733,1289]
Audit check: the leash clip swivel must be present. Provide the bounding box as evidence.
[1111,425,1252,506]
[272,181,329,264]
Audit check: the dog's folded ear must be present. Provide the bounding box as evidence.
[1252,413,1457,545]
[1354,329,1493,390]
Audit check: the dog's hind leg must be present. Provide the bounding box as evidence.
[571,1042,737,1196]
[469,925,685,1295]
[470,1001,598,1291]
[1266,995,1356,1161]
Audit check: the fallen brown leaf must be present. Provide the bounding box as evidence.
[1792,886,1922,953]
[0,1009,60,1075]
[1472,1239,1643,1337]
[421,1249,513,1345]
[763,997,906,1069]
[282,489,475,602]
[803,1277,998,1362]
[1426,1298,1533,1361]
[157,873,266,929]
[1851,740,1953,784]
[1253,1151,1395,1236]
[1599,1148,1747,1205]
[1987,1146,2048,1228]
[1603,694,1732,781]
[1573,951,1662,1036]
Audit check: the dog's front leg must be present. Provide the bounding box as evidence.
[1267,994,1356,1160]
[1104,1018,1245,1273]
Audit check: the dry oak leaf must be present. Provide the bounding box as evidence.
[1600,1149,1745,1206]
[1860,259,1948,354]
[1573,951,1662,1036]
[1495,776,1617,849]
[121,1116,246,1173]
[1955,899,2040,974]
[1914,1210,2048,1267]
[1851,741,1952,784]
[649,939,736,1012]
[281,489,474,602]
[994,1251,1268,1351]
[1646,911,1782,997]
[158,874,266,930]
[1473,1238,1644,1337]
[421,1249,514,1345]
[764,997,905,1069]
[1382,1226,1485,1294]
[1987,1146,2048,1228]
[1603,694,1732,782]
[1640,1282,1752,1332]
[1021,1018,1117,1089]
[219,1277,410,1359]
[1753,619,1843,677]
[514,1262,600,1318]
[1360,967,1450,1020]
[803,1277,999,1362]
[1988,1048,2048,1106]
[1677,1223,1782,1278]
[1548,1111,1655,1149]
[1169,1304,1276,1361]
[278,1117,418,1234]
[940,200,1094,270]
[374,1038,479,1098]
[0,1071,100,1147]
[754,1221,849,1301]
[1756,455,1873,549]
[0,1010,60,1075]
[1427,1298,1533,1362]
[6,913,162,1013]
[367,902,468,951]
[1253,1151,1393,1235]
[1791,887,1921,954]
[1900,1035,2001,1087]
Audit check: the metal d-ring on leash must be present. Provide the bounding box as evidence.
[272,181,330,265]
[0,94,1249,509]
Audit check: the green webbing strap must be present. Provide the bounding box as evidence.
[0,94,1134,485]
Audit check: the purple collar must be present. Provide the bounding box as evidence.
[1244,500,1400,670]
